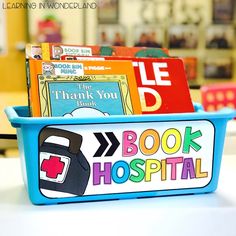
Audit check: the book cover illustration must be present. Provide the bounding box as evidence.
[28,60,142,116]
[103,57,194,114]
[38,74,135,117]
[41,43,169,60]
[26,44,42,59]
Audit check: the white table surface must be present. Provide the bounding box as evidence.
[224,120,236,155]
[0,156,236,236]
[226,120,236,135]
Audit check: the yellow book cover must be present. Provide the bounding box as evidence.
[28,60,142,117]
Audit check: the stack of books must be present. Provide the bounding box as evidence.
[26,43,194,117]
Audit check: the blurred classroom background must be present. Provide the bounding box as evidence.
[0,0,236,156]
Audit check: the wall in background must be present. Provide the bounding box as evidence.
[0,4,7,55]
[28,0,85,44]
[1,0,235,92]
[86,0,212,45]
[0,6,27,92]
[89,0,236,87]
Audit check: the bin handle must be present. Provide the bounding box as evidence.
[40,127,82,155]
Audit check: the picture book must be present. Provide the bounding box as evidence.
[41,43,169,60]
[106,57,194,114]
[28,59,142,117]
[38,74,137,117]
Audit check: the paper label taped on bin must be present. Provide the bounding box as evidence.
[39,120,215,198]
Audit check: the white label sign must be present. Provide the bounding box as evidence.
[52,45,92,59]
[39,120,215,198]
[42,62,84,76]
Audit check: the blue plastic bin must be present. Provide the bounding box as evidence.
[5,105,236,205]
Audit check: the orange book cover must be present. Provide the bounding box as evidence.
[41,43,169,60]
[28,60,142,117]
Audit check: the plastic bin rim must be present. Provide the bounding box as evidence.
[5,105,236,127]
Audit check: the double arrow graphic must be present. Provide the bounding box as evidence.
[93,132,120,157]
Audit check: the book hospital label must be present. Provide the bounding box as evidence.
[39,120,214,197]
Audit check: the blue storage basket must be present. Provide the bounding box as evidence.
[5,105,236,205]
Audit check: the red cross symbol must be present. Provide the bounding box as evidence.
[41,156,65,179]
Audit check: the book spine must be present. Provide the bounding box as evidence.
[25,59,32,116]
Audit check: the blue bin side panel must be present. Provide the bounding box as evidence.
[6,106,235,205]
